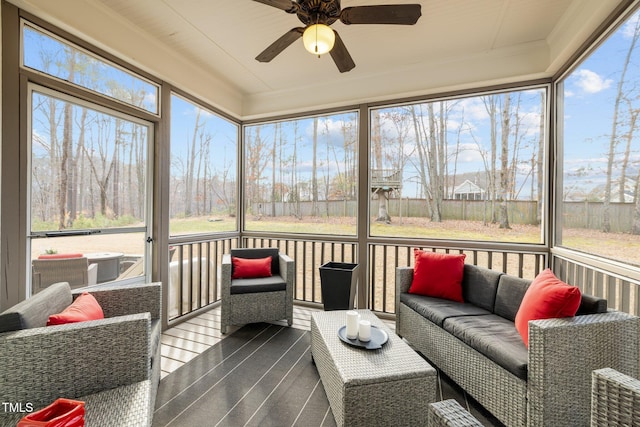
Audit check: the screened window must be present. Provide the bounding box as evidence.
[370,88,546,243]
[22,22,159,114]
[29,86,152,292]
[244,112,359,235]
[169,94,238,236]
[557,10,640,267]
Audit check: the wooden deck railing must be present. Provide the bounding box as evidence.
[166,235,640,324]
[167,234,553,322]
[553,252,640,315]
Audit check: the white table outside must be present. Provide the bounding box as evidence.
[85,252,124,283]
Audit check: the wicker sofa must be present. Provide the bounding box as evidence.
[0,281,162,426]
[396,264,640,427]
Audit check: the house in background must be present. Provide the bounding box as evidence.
[451,180,486,201]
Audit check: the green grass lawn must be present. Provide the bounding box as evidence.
[170,216,541,243]
[168,216,640,263]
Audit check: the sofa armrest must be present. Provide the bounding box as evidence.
[395,267,413,294]
[528,311,640,427]
[221,254,232,298]
[395,267,414,334]
[278,252,294,285]
[395,267,413,310]
[591,367,640,426]
[73,282,161,320]
[0,312,151,412]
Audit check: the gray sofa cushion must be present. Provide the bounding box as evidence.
[400,293,491,327]
[230,248,281,275]
[230,275,287,295]
[0,282,72,333]
[494,275,531,321]
[461,265,502,311]
[443,314,529,380]
[577,294,607,315]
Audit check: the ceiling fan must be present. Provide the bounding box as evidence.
[253,0,422,73]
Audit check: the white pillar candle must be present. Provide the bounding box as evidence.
[345,310,360,339]
[358,320,371,342]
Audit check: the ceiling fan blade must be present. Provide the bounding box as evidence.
[252,0,298,13]
[330,31,355,73]
[340,4,422,25]
[256,28,304,62]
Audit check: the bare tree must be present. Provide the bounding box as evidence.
[536,92,545,224]
[483,95,499,223]
[619,97,639,203]
[245,126,270,215]
[603,15,640,232]
[410,103,446,222]
[185,108,203,216]
[311,117,320,216]
[499,94,512,229]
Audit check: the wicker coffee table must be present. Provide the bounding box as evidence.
[311,309,437,426]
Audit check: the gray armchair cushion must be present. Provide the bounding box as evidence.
[0,282,72,333]
[494,275,531,321]
[461,264,502,311]
[230,248,280,276]
[230,275,287,294]
[443,314,529,380]
[400,293,490,327]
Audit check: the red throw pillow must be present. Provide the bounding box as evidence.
[37,253,83,260]
[47,292,105,326]
[515,269,581,347]
[408,249,466,302]
[232,256,273,279]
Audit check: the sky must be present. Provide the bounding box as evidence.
[24,10,640,207]
[561,11,640,200]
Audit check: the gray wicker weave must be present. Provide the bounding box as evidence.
[2,380,152,427]
[310,309,437,427]
[31,257,97,293]
[396,266,640,427]
[220,250,294,334]
[0,282,161,427]
[428,399,483,427]
[591,368,640,426]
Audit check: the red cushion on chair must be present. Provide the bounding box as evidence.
[408,249,466,302]
[232,256,273,279]
[47,292,104,326]
[37,253,83,260]
[515,269,581,347]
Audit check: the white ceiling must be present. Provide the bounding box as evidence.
[7,0,629,119]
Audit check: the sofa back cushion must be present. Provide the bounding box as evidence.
[0,282,72,333]
[494,275,532,321]
[577,293,607,315]
[231,248,280,276]
[461,265,502,312]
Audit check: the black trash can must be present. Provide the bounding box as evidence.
[319,262,359,311]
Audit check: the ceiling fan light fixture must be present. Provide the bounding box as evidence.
[303,24,335,55]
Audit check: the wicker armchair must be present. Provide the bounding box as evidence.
[0,281,161,426]
[220,248,294,334]
[591,368,640,426]
[32,257,98,293]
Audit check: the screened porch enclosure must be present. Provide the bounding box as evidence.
[2,2,640,332]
